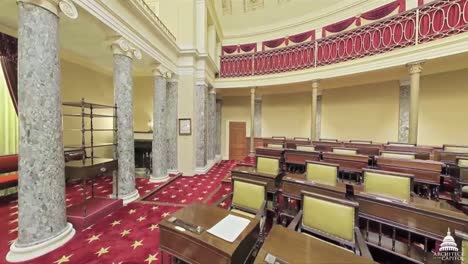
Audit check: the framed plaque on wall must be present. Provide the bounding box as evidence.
[179,118,191,135]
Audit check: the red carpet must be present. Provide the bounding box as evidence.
[0,161,237,264]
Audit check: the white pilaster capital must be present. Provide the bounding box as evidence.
[107,37,142,60]
[250,87,256,95]
[312,80,320,89]
[399,78,410,86]
[18,0,78,19]
[406,61,424,75]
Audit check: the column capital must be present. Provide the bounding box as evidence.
[406,61,424,74]
[312,80,320,89]
[250,87,256,94]
[108,37,142,60]
[152,64,171,78]
[18,0,78,18]
[209,88,217,95]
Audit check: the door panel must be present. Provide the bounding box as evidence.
[229,122,247,161]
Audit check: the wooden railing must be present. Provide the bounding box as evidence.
[219,0,468,78]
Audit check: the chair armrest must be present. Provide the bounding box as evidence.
[255,200,267,219]
[288,210,303,231]
[354,227,373,261]
[215,192,233,206]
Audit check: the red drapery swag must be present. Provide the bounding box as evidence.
[359,0,405,22]
[221,45,239,55]
[262,37,287,50]
[239,43,257,53]
[322,16,357,37]
[288,30,315,44]
[0,32,18,113]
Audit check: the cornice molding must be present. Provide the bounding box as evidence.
[214,34,468,89]
[73,0,178,73]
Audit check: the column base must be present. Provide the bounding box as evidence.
[215,155,222,163]
[195,162,215,175]
[6,223,75,263]
[167,169,179,175]
[109,189,140,205]
[150,174,169,183]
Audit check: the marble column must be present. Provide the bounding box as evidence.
[166,77,178,174]
[249,87,256,157]
[207,88,217,163]
[398,79,410,143]
[254,95,262,137]
[311,80,319,141]
[111,38,140,203]
[316,95,322,140]
[215,99,223,159]
[151,68,169,182]
[407,62,424,145]
[7,1,76,262]
[195,84,208,171]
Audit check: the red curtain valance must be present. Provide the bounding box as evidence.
[360,0,405,21]
[322,17,357,37]
[262,37,287,50]
[239,43,257,53]
[222,45,239,55]
[288,30,315,44]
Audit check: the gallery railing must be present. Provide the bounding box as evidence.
[219,0,468,78]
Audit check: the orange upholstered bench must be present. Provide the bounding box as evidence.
[0,154,19,196]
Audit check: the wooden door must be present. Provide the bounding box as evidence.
[229,122,247,161]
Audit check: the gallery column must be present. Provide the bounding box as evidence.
[7,1,77,262]
[407,62,424,145]
[195,83,208,172]
[151,66,169,182]
[207,88,216,164]
[166,76,178,174]
[311,80,319,141]
[111,37,141,203]
[254,95,262,137]
[249,87,256,157]
[398,79,410,143]
[215,98,223,160]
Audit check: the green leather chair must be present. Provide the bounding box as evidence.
[333,148,358,155]
[256,156,280,175]
[305,161,339,187]
[288,192,372,259]
[381,151,416,160]
[296,145,315,152]
[230,176,267,219]
[363,169,413,202]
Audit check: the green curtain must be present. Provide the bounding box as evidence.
[0,67,18,155]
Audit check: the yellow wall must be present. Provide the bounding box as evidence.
[321,81,400,143]
[177,74,196,175]
[419,69,468,145]
[61,60,155,158]
[221,95,251,159]
[262,92,311,138]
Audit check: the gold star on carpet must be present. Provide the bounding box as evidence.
[128,209,137,214]
[87,233,102,243]
[151,206,159,210]
[131,240,143,250]
[54,254,73,264]
[220,202,226,207]
[96,247,110,257]
[137,216,147,222]
[162,212,170,217]
[82,224,94,231]
[148,224,159,231]
[120,229,131,237]
[110,220,121,227]
[145,253,158,264]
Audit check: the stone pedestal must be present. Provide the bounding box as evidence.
[112,50,139,204]
[151,71,169,182]
[195,84,208,172]
[7,2,75,262]
[166,78,178,174]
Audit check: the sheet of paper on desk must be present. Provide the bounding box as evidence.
[207,214,251,242]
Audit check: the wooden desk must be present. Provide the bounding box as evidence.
[282,173,348,201]
[285,138,311,149]
[160,203,260,264]
[255,225,374,264]
[255,147,284,159]
[231,166,283,194]
[344,142,383,156]
[322,152,371,182]
[383,145,433,160]
[65,158,117,181]
[312,140,343,152]
[283,149,320,173]
[355,192,468,263]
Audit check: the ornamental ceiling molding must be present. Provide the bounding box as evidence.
[108,36,142,60]
[73,0,178,74]
[18,0,78,18]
